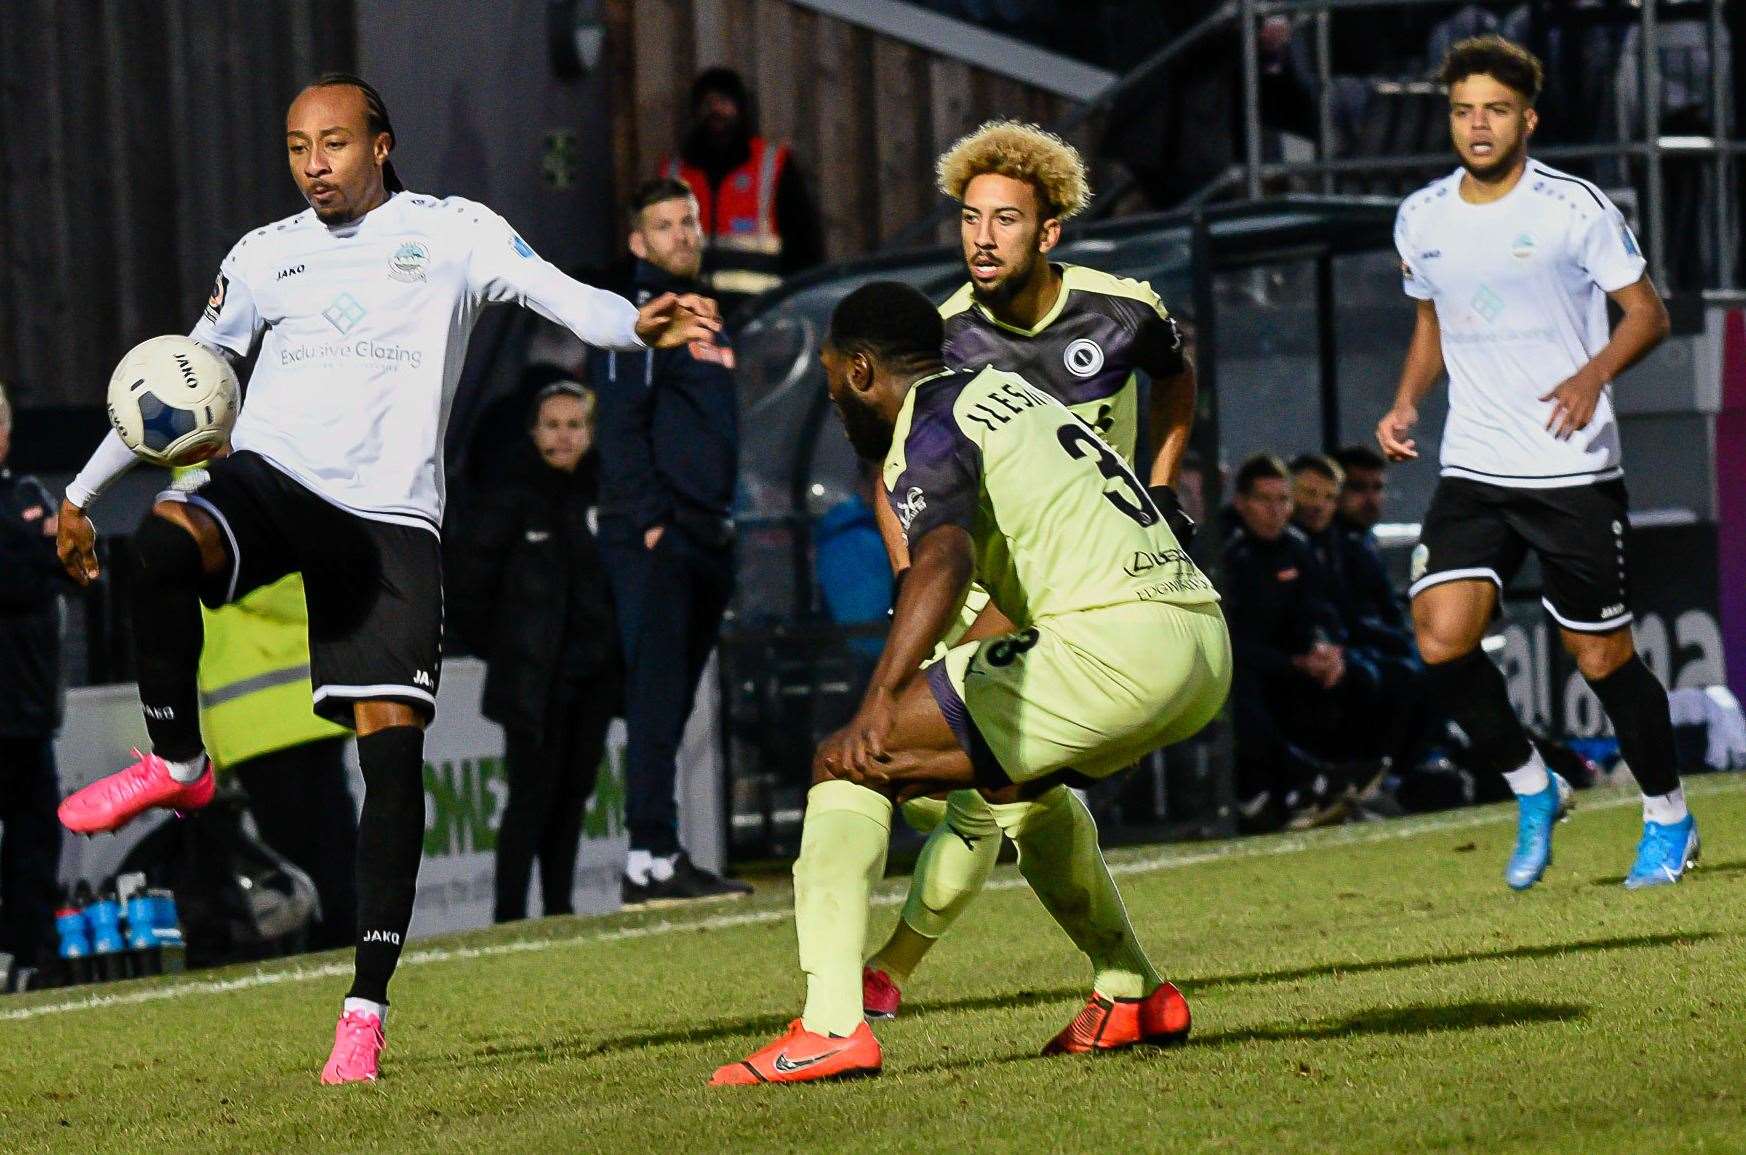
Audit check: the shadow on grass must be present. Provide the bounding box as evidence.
[1588,857,1746,887]
[405,932,1701,1074]
[1182,929,1722,992]
[886,998,1588,1077]
[1193,997,1585,1047]
[408,994,1586,1078]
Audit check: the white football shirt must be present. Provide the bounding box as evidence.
[185,191,643,529]
[1395,160,1646,488]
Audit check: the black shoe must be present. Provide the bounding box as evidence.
[626,851,753,909]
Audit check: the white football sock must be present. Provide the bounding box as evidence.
[649,853,677,882]
[1642,786,1688,825]
[1501,748,1550,796]
[625,850,653,885]
[164,753,207,784]
[343,996,387,1025]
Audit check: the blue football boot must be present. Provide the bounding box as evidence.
[1624,814,1699,890]
[1506,772,1573,891]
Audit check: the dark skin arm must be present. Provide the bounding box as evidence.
[1146,354,1197,487]
[817,524,975,782]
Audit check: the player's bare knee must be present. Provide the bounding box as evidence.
[146,500,227,577]
[1563,627,1634,680]
[354,699,427,735]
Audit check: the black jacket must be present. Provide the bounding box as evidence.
[1333,514,1414,659]
[0,469,64,736]
[589,261,739,537]
[446,448,618,736]
[1220,519,1344,682]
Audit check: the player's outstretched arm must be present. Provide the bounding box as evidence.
[821,525,974,780]
[1377,299,1445,461]
[1540,275,1671,440]
[57,429,138,585]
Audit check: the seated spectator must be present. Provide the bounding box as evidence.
[1221,454,1356,831]
[447,379,620,923]
[1331,445,1414,660]
[1293,450,1430,775]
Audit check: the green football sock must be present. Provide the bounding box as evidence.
[989,786,1161,1000]
[871,791,1002,981]
[795,780,892,1037]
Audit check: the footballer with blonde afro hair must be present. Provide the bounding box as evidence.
[857,119,1204,1019]
[937,120,1090,314]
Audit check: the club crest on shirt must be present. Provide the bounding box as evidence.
[1063,338,1104,379]
[388,241,431,283]
[1510,232,1537,260]
[204,272,228,322]
[896,486,927,532]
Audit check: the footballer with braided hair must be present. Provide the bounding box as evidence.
[860,121,1201,1022]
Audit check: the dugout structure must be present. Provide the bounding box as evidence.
[721,196,1397,861]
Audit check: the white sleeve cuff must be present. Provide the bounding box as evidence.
[65,429,137,510]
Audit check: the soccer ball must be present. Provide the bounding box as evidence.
[106,335,239,466]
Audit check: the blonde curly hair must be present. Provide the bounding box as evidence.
[936,120,1091,220]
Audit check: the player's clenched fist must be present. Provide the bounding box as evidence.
[814,690,897,785]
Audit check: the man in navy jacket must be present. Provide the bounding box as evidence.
[590,179,750,906]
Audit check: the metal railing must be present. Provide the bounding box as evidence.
[883,0,1742,292]
[1239,0,1740,292]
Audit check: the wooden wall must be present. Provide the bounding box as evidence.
[602,0,1088,261]
[0,0,356,411]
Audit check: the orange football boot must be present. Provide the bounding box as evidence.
[710,1019,882,1086]
[1042,981,1192,1055]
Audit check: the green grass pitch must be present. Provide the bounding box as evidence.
[5,779,1745,1153]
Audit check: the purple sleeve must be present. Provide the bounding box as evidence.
[888,409,980,544]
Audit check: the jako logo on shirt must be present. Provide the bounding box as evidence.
[388,241,430,283]
[1063,338,1105,378]
[362,930,401,945]
[897,486,927,531]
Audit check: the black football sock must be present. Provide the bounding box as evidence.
[348,726,426,1007]
[1585,656,1681,798]
[130,515,207,761]
[1424,649,1534,775]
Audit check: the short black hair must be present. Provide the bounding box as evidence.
[305,72,404,192]
[1439,35,1543,104]
[628,177,696,227]
[827,282,944,372]
[1333,444,1386,474]
[691,67,750,113]
[1234,453,1289,496]
[1289,453,1343,485]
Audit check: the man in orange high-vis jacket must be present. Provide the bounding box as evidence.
[661,67,823,312]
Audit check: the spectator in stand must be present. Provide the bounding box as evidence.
[591,179,750,907]
[1222,454,1354,831]
[1289,453,1346,577]
[661,68,824,314]
[447,379,620,923]
[0,382,64,990]
[1291,450,1428,774]
[1331,445,1415,660]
